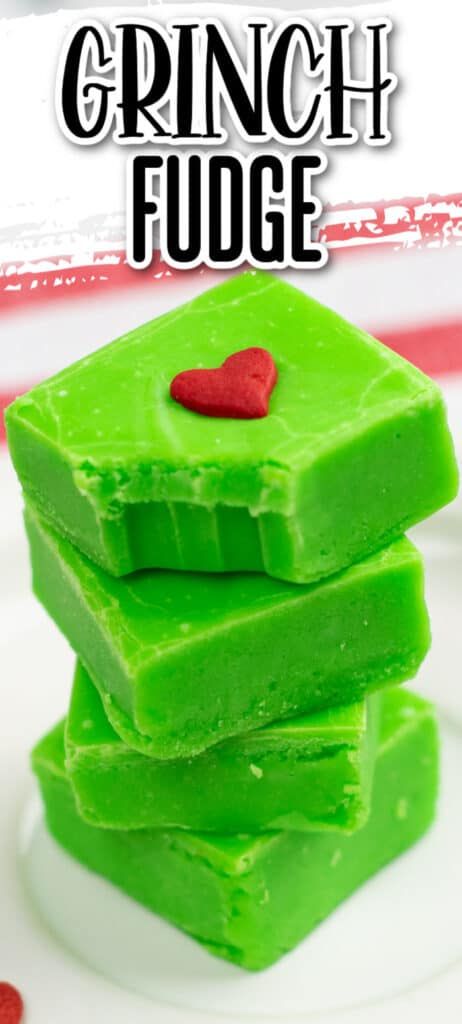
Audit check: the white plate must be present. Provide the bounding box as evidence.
[1,292,462,1023]
[18,710,462,1021]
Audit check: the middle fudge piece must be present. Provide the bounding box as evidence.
[66,662,380,834]
[25,502,430,759]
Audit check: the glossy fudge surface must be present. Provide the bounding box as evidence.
[32,690,439,971]
[25,503,430,759]
[7,272,458,583]
[66,662,380,834]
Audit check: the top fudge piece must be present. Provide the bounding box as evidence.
[6,271,458,582]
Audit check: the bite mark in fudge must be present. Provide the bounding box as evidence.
[6,271,458,581]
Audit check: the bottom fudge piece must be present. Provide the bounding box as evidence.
[65,662,380,834]
[32,689,438,971]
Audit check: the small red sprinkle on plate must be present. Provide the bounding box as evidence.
[0,983,24,1024]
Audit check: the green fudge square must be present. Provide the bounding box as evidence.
[32,689,439,971]
[25,502,430,759]
[6,271,458,583]
[65,661,380,834]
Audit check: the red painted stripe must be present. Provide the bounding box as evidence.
[1,193,461,313]
[376,320,462,378]
[0,256,189,311]
[321,192,462,248]
[2,317,461,444]
[1,390,21,443]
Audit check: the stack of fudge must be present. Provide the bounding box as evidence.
[6,272,458,970]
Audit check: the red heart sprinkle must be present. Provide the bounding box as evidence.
[0,983,23,1024]
[170,347,278,419]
